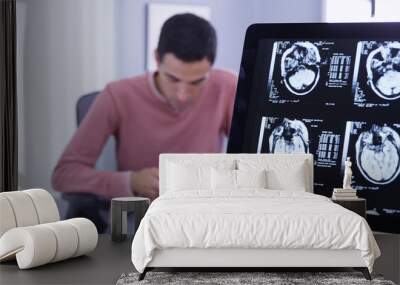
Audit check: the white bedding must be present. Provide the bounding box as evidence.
[131,190,380,273]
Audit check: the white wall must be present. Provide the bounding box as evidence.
[116,0,323,78]
[16,1,27,187]
[323,0,400,22]
[17,0,117,196]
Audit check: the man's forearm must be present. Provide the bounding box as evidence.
[52,162,132,198]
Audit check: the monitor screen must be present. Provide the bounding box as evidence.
[228,23,400,233]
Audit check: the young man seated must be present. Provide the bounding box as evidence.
[52,13,238,232]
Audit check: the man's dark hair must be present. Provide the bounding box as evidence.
[157,13,217,64]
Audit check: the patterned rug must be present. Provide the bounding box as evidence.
[116,271,396,285]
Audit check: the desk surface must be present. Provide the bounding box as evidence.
[0,235,133,285]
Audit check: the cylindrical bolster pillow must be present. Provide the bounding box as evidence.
[65,218,98,257]
[0,191,39,228]
[0,226,57,268]
[24,189,60,224]
[0,189,59,238]
[0,218,98,269]
[42,221,79,262]
[0,196,17,237]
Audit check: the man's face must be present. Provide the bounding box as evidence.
[155,52,212,112]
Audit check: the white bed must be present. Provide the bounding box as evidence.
[131,154,380,280]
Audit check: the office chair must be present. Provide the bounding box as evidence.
[62,91,116,234]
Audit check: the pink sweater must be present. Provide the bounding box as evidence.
[52,69,237,198]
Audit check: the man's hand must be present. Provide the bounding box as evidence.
[130,168,159,201]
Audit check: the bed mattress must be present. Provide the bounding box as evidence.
[131,190,380,273]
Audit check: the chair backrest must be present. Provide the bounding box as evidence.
[159,153,314,195]
[75,91,117,171]
[76,91,100,126]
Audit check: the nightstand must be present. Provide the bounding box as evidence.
[111,197,150,242]
[331,198,366,218]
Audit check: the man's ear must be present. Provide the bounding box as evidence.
[154,50,161,67]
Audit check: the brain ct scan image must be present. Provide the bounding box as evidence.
[355,124,400,185]
[281,41,321,96]
[257,117,344,171]
[366,42,400,100]
[266,39,354,105]
[353,41,400,108]
[257,117,319,154]
[269,118,309,153]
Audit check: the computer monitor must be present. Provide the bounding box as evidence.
[228,22,400,233]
